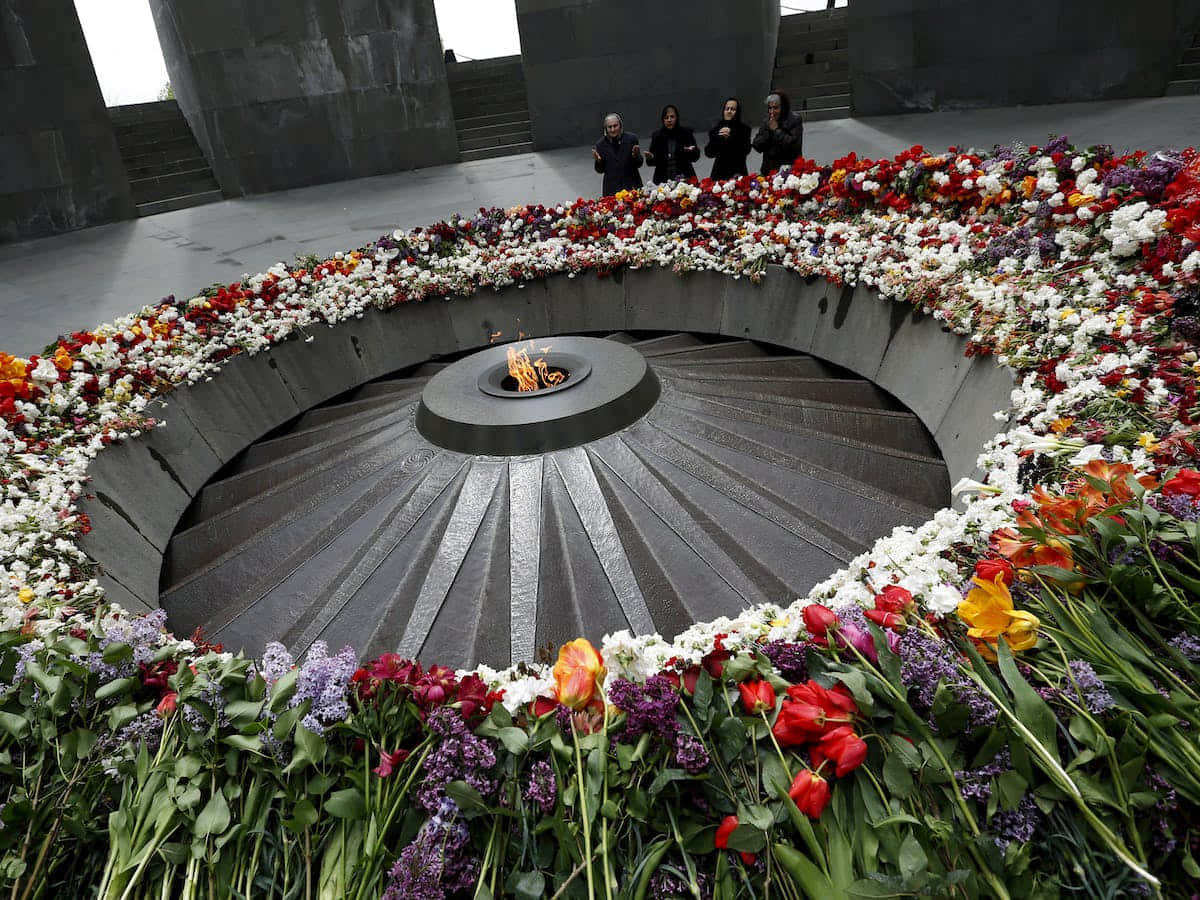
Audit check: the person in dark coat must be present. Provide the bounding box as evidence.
[752,92,804,176]
[704,97,752,180]
[593,113,643,196]
[644,105,700,185]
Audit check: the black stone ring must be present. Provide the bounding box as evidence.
[417,336,660,456]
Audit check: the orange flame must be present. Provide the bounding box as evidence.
[506,340,565,392]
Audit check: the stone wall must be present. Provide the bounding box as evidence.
[515,0,779,150]
[148,0,460,197]
[850,0,1200,116]
[0,0,134,242]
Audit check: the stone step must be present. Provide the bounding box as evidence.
[122,139,209,169]
[788,80,854,100]
[135,189,224,218]
[776,33,847,54]
[451,94,531,119]
[107,100,185,127]
[1165,79,1200,96]
[446,54,522,77]
[630,332,706,355]
[129,169,221,204]
[117,133,203,159]
[450,80,527,102]
[115,118,194,145]
[455,109,531,130]
[636,339,770,362]
[803,92,851,110]
[458,128,534,151]
[776,47,848,69]
[459,142,535,162]
[125,155,210,181]
[1176,62,1200,81]
[780,8,847,29]
[773,62,850,86]
[656,355,838,379]
[804,107,852,122]
[448,67,525,91]
[456,118,534,141]
[1182,46,1200,65]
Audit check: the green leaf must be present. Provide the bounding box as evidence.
[272,705,303,743]
[648,767,687,797]
[996,771,1028,810]
[715,716,748,763]
[223,734,267,754]
[882,754,914,799]
[175,755,203,779]
[283,798,318,833]
[995,641,1059,763]
[497,726,530,755]
[323,788,366,820]
[107,703,138,731]
[738,802,774,832]
[94,676,137,700]
[268,668,299,713]
[773,843,844,900]
[505,870,545,900]
[445,780,488,813]
[726,823,766,853]
[692,670,714,712]
[897,832,928,880]
[224,699,265,727]
[195,790,231,837]
[633,839,672,900]
[0,712,29,740]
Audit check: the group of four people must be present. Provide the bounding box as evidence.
[592,93,804,196]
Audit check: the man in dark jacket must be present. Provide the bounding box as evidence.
[593,113,643,196]
[752,92,804,176]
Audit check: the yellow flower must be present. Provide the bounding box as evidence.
[1049,417,1075,435]
[957,575,1040,655]
[1137,432,1160,452]
[830,169,847,185]
[552,638,606,710]
[18,587,34,604]
[1058,308,1075,321]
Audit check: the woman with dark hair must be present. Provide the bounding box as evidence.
[704,97,752,180]
[644,105,700,185]
[752,91,804,176]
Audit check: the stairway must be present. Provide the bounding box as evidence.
[447,56,534,162]
[773,7,851,121]
[108,101,222,217]
[160,333,947,669]
[1166,31,1200,96]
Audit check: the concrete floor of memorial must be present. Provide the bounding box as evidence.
[4,95,1200,356]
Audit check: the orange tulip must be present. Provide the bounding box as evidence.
[552,638,606,710]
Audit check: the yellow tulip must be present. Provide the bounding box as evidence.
[552,638,606,710]
[957,575,1040,655]
[17,587,34,604]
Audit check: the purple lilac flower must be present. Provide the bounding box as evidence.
[288,641,356,736]
[1066,660,1114,714]
[258,642,294,684]
[762,639,808,683]
[673,734,710,774]
[608,675,680,743]
[4,640,43,693]
[1146,770,1180,854]
[523,759,557,815]
[955,751,1011,803]
[1168,633,1200,662]
[183,675,230,733]
[381,798,479,900]
[416,707,498,814]
[990,794,1042,848]
[82,609,169,681]
[649,869,713,900]
[897,630,997,729]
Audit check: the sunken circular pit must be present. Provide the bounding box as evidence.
[159,329,951,672]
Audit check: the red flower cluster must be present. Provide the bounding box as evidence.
[772,679,868,819]
[350,653,503,722]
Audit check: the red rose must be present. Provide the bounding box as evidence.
[801,604,840,646]
[873,585,914,614]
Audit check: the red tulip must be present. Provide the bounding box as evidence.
[873,584,914,614]
[738,678,776,715]
[814,725,868,777]
[155,690,178,717]
[863,609,904,629]
[372,748,410,778]
[802,604,840,646]
[788,769,831,819]
[714,815,739,849]
[530,695,559,718]
[1163,469,1200,499]
[974,557,1015,586]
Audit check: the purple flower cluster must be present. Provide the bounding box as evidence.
[1168,632,1200,662]
[762,639,808,683]
[258,641,295,684]
[1101,152,1184,202]
[83,609,168,681]
[955,751,1011,803]
[99,712,164,757]
[649,868,713,900]
[289,641,356,736]
[183,675,230,733]
[897,630,997,729]
[1066,660,1114,715]
[382,798,479,900]
[673,733,710,774]
[522,758,557,814]
[1152,492,1200,522]
[608,675,680,743]
[3,640,42,694]
[1146,770,1181,854]
[417,707,498,814]
[990,794,1042,849]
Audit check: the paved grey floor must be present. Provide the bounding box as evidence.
[3,96,1199,356]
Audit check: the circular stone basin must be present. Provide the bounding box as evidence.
[417,336,660,455]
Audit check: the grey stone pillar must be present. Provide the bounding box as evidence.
[515,0,779,151]
[148,0,460,197]
[850,0,1200,117]
[0,0,134,243]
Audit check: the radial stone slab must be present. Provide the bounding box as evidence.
[161,334,950,670]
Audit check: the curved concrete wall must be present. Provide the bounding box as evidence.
[0,0,134,242]
[850,0,1200,116]
[148,0,459,197]
[515,0,779,151]
[78,267,1014,614]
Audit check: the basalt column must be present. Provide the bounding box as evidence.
[515,0,779,151]
[148,0,460,197]
[0,0,135,242]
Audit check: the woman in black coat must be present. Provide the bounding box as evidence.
[644,105,700,185]
[704,97,752,180]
